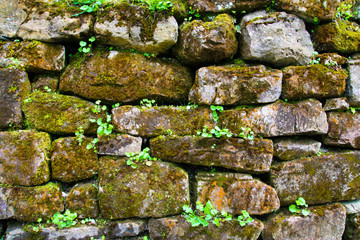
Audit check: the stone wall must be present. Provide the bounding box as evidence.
[1,0,360,239]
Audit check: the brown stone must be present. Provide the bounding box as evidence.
[97,134,142,156]
[273,138,321,161]
[31,75,59,93]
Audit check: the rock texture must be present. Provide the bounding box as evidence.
[98,134,142,156]
[189,65,282,105]
[186,0,268,13]
[273,138,321,161]
[60,50,193,103]
[347,58,360,107]
[262,203,346,240]
[99,156,189,219]
[151,135,273,173]
[220,99,328,137]
[270,151,360,205]
[173,14,237,65]
[240,11,313,67]
[149,216,264,240]
[196,172,280,215]
[0,0,27,38]
[31,75,59,93]
[324,98,349,111]
[324,112,360,149]
[112,106,215,137]
[0,130,50,186]
[103,219,147,238]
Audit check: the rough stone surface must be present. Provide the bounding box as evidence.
[173,14,237,66]
[282,64,348,100]
[97,134,142,156]
[65,183,99,219]
[346,58,360,107]
[149,216,264,240]
[240,11,313,67]
[186,0,268,13]
[312,19,360,54]
[51,137,98,182]
[343,199,360,214]
[189,65,282,105]
[324,98,350,111]
[0,183,64,222]
[317,53,348,66]
[262,203,346,240]
[324,112,360,149]
[99,156,189,219]
[273,138,321,161]
[276,0,340,22]
[31,75,58,93]
[0,68,30,129]
[0,41,65,73]
[0,0,27,38]
[151,135,273,173]
[196,172,280,215]
[0,130,50,186]
[95,4,178,55]
[22,91,105,135]
[112,106,215,137]
[344,212,360,240]
[103,219,147,238]
[220,99,328,137]
[60,50,193,104]
[270,151,360,205]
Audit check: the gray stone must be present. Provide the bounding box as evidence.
[189,65,282,105]
[0,188,14,219]
[186,0,268,13]
[342,199,360,214]
[324,98,350,111]
[220,99,328,137]
[240,11,313,67]
[273,138,321,161]
[31,75,59,93]
[0,0,27,38]
[270,151,360,205]
[95,4,178,55]
[97,134,142,156]
[262,203,346,240]
[346,58,360,107]
[103,219,147,238]
[196,172,280,215]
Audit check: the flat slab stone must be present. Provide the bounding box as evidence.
[103,219,147,238]
[273,138,321,161]
[0,130,50,186]
[189,65,282,105]
[220,99,328,137]
[324,112,360,149]
[196,172,280,215]
[270,151,360,205]
[324,98,349,111]
[150,136,273,173]
[99,156,189,219]
[112,106,215,137]
[149,216,264,240]
[346,58,360,107]
[60,50,193,104]
[342,199,360,214]
[262,203,346,240]
[97,134,142,156]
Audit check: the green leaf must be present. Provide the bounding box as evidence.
[302,209,310,216]
[289,204,299,213]
[89,36,96,42]
[79,41,87,47]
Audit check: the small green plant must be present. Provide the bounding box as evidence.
[211,144,216,149]
[143,52,155,58]
[237,210,254,226]
[31,218,44,232]
[125,147,159,168]
[164,129,173,135]
[133,0,173,13]
[289,197,310,216]
[265,0,277,12]
[324,58,338,67]
[238,127,255,140]
[112,103,120,108]
[78,36,96,54]
[140,99,156,108]
[310,51,320,65]
[317,150,323,156]
[75,126,85,145]
[43,86,52,93]
[8,57,23,69]
[210,105,224,122]
[184,6,200,21]
[336,2,354,20]
[313,17,319,25]
[186,102,198,110]
[72,0,104,17]
[50,210,78,229]
[350,107,360,114]
[197,126,233,138]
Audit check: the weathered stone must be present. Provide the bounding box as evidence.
[0,130,50,186]
[343,199,360,214]
[173,14,237,65]
[149,216,264,240]
[282,64,348,100]
[112,106,215,137]
[324,98,350,111]
[0,183,64,222]
[103,219,147,238]
[51,137,98,182]
[95,4,178,55]
[60,50,193,104]
[189,65,282,105]
[346,58,360,107]
[276,0,340,22]
[270,151,360,205]
[151,135,273,173]
[65,183,98,219]
[262,203,346,240]
[0,41,65,73]
[97,134,142,156]
[196,172,280,215]
[317,53,348,66]
[324,112,360,149]
[220,99,328,137]
[99,156,189,219]
[240,11,313,67]
[0,68,30,129]
[344,212,360,239]
[273,138,321,161]
[22,91,105,135]
[312,19,360,54]
[186,0,268,13]
[31,75,58,93]
[0,0,27,38]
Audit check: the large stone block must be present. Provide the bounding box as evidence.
[0,0,26,38]
[273,138,321,161]
[97,134,142,156]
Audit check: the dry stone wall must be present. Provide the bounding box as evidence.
[0,0,360,239]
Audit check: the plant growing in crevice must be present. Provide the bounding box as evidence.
[75,126,85,145]
[289,197,310,216]
[309,51,320,65]
[125,147,159,168]
[336,2,355,20]
[140,99,156,108]
[184,6,201,22]
[71,0,104,17]
[238,127,255,140]
[49,210,78,229]
[132,0,174,13]
[210,105,223,123]
[197,126,232,138]
[78,36,95,54]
